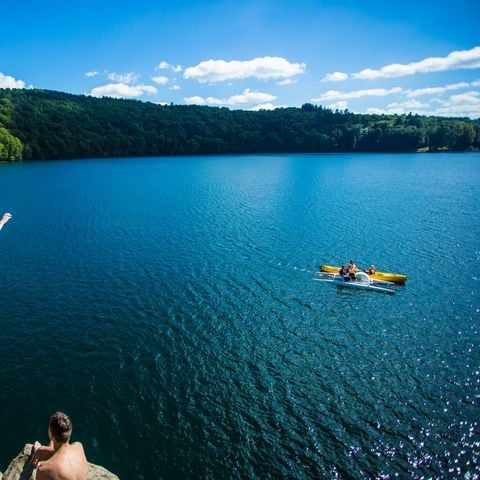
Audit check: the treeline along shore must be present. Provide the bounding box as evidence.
[0,88,479,161]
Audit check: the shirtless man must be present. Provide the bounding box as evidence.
[0,212,12,231]
[31,412,88,480]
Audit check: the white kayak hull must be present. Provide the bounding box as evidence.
[330,279,395,294]
[315,277,395,294]
[319,272,394,286]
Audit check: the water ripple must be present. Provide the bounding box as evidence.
[0,154,479,478]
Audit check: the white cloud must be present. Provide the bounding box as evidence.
[0,72,26,88]
[107,72,139,84]
[170,85,181,90]
[248,103,275,111]
[183,96,203,105]
[184,96,223,106]
[448,91,480,105]
[85,71,99,78]
[353,46,480,80]
[366,105,429,115]
[406,82,470,98]
[326,100,348,110]
[472,79,480,87]
[387,99,431,109]
[365,107,392,115]
[184,56,306,83]
[155,61,170,70]
[366,92,480,118]
[322,71,348,82]
[365,107,388,115]
[151,75,169,85]
[277,78,298,86]
[90,83,157,98]
[248,103,285,111]
[226,89,275,105]
[313,87,402,102]
[155,61,182,72]
[184,89,276,107]
[433,100,480,118]
[371,99,431,114]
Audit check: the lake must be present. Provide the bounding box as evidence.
[0,153,479,479]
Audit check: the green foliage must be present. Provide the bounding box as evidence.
[0,126,23,161]
[0,88,478,161]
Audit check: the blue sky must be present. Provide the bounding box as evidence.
[1,0,479,117]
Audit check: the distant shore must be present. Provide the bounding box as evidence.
[0,88,478,162]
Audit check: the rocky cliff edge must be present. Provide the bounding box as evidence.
[1,444,118,480]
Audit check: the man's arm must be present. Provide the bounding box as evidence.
[0,212,12,231]
[31,440,55,466]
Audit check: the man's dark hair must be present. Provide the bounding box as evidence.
[49,412,72,443]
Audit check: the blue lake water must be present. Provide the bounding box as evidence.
[0,153,479,479]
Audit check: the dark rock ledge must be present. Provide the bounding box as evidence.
[1,444,119,480]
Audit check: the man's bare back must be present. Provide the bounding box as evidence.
[35,442,88,480]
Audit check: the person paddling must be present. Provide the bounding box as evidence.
[347,259,357,279]
[339,265,349,281]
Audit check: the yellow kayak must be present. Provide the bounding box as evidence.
[320,265,407,284]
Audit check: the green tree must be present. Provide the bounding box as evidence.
[0,127,23,161]
[0,88,477,160]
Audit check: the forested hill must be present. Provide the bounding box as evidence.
[0,88,479,161]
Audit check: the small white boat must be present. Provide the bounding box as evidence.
[315,271,395,294]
